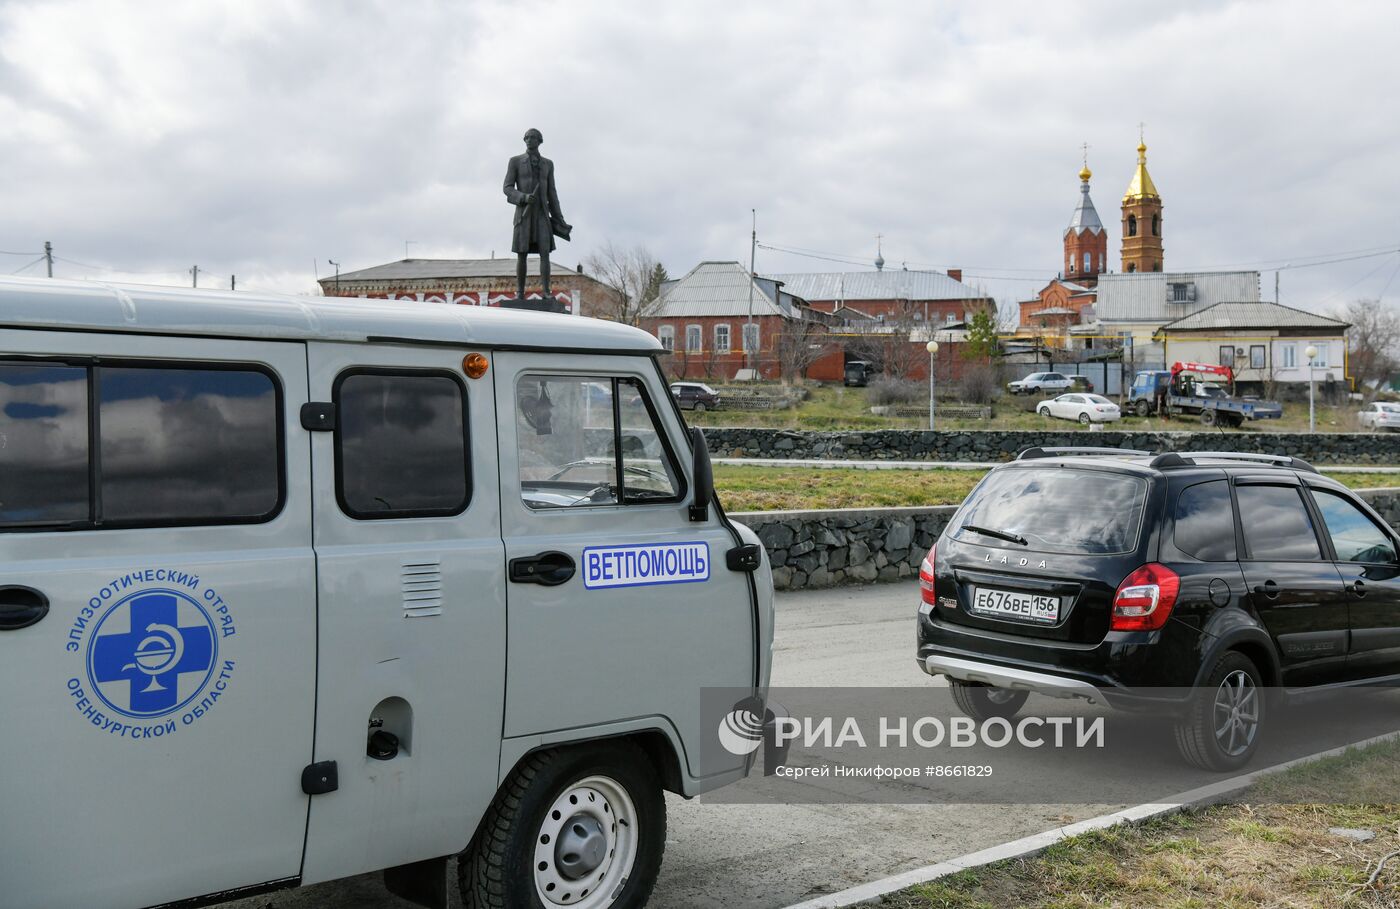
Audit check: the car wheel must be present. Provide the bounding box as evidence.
[1078,412,1091,424]
[949,680,1030,722]
[1134,400,1151,417]
[1038,406,1051,417]
[693,402,706,414]
[1027,386,1040,396]
[1174,651,1265,772]
[458,742,665,909]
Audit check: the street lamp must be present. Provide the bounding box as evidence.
[926,340,939,430]
[1305,345,1318,433]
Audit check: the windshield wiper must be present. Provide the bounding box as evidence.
[960,524,1028,546]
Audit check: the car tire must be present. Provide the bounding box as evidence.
[458,741,666,909]
[693,402,706,414]
[1134,400,1151,417]
[1173,651,1265,773]
[949,680,1030,722]
[1038,406,1051,417]
[1078,412,1091,424]
[1027,386,1040,396]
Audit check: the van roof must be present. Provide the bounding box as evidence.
[0,275,660,354]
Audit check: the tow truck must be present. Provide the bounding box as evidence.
[1128,361,1283,427]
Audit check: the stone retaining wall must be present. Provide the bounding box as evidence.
[702,428,1400,465]
[733,489,1400,591]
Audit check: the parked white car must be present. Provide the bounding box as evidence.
[1007,371,1073,395]
[1358,401,1400,431]
[1037,392,1122,424]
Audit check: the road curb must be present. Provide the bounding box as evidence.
[781,728,1400,909]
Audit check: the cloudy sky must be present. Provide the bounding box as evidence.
[2,0,1397,318]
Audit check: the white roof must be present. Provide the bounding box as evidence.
[1094,271,1260,324]
[767,269,987,302]
[0,275,659,352]
[651,261,795,318]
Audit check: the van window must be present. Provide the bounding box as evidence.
[516,375,681,509]
[1237,485,1321,561]
[335,370,469,519]
[951,467,1147,554]
[99,367,280,523]
[1174,480,1237,561]
[0,363,90,526]
[0,361,282,530]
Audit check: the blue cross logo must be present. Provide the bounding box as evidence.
[88,589,217,718]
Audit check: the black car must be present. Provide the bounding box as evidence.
[917,447,1400,771]
[669,381,721,412]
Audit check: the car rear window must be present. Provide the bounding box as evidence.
[952,467,1148,554]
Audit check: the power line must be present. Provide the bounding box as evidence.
[10,256,47,275]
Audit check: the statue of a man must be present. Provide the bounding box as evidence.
[503,128,571,302]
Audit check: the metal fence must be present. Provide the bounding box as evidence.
[1003,360,1167,397]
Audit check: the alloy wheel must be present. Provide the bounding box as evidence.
[1212,669,1259,757]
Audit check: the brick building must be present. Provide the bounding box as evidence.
[317,257,615,317]
[640,261,840,381]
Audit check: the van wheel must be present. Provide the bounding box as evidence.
[693,402,706,414]
[949,680,1029,721]
[459,742,665,909]
[1174,652,1265,772]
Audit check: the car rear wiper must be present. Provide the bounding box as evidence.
[960,524,1028,546]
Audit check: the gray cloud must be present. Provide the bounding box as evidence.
[0,0,1396,316]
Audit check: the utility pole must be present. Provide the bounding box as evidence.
[745,209,756,375]
[329,259,341,296]
[230,275,236,291]
[190,265,199,288]
[44,241,53,277]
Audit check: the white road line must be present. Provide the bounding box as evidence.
[782,728,1400,909]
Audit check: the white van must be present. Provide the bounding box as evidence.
[0,277,774,909]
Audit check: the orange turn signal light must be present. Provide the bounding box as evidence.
[462,353,489,379]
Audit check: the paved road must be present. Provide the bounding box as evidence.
[230,580,1400,909]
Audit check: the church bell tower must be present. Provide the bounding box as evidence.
[1120,135,1164,273]
[1064,160,1107,287]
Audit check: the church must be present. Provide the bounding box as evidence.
[1016,138,1262,364]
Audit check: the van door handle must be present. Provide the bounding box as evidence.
[0,586,49,630]
[1252,580,1280,600]
[509,551,576,587]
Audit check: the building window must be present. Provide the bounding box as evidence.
[1098,253,1104,271]
[945,312,957,324]
[743,322,760,353]
[1153,261,1162,272]
[1067,256,1075,274]
[1218,346,1236,368]
[1280,343,1297,369]
[1152,214,1160,236]
[657,325,674,350]
[685,324,702,352]
[714,324,731,354]
[1250,345,1266,369]
[1311,345,1329,368]
[1127,214,1138,237]
[1127,263,1137,273]
[1170,282,1193,302]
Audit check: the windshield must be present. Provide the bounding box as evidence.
[952,468,1149,554]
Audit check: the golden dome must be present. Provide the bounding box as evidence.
[1124,140,1159,201]
[1078,164,1092,182]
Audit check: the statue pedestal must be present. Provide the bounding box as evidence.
[498,298,569,315]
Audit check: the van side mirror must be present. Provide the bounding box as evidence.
[688,427,713,522]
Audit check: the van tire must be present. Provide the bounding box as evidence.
[459,741,666,909]
[1174,651,1265,772]
[949,680,1029,721]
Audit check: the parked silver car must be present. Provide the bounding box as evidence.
[1007,371,1073,395]
[1358,401,1400,431]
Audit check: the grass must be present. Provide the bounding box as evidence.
[685,383,1377,434]
[712,464,1400,512]
[884,737,1400,909]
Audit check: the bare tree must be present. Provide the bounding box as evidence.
[582,241,667,325]
[774,317,833,381]
[1338,298,1400,395]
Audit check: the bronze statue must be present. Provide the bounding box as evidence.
[503,128,571,302]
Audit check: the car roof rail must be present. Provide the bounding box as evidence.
[1153,451,1320,474]
[1017,446,1151,461]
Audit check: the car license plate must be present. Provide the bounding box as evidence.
[970,587,1059,624]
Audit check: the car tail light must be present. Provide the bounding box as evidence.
[1110,563,1180,631]
[919,544,937,605]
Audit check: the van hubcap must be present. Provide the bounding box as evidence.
[1213,670,1259,756]
[534,775,638,908]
